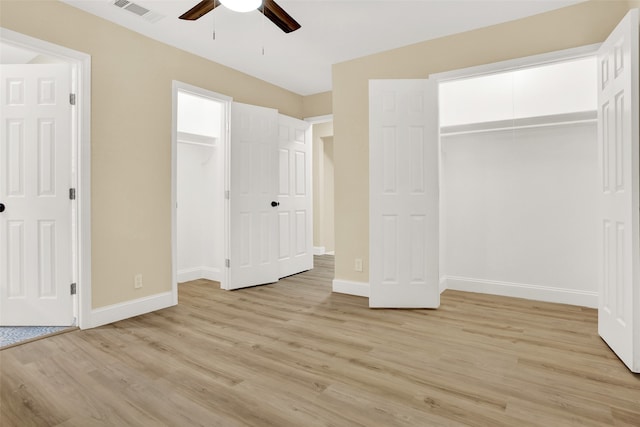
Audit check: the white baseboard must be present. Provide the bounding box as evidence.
[330,276,596,307]
[201,267,221,282]
[178,268,201,283]
[445,276,598,308]
[439,277,447,294]
[313,246,326,256]
[332,279,369,297]
[178,266,221,283]
[88,291,175,328]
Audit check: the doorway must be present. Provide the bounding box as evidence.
[311,119,335,257]
[0,28,91,329]
[175,88,225,286]
[171,82,314,294]
[438,55,599,308]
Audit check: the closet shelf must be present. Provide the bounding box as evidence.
[178,139,216,148]
[177,131,218,148]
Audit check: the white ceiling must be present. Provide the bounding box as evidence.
[61,0,586,95]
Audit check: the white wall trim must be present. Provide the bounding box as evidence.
[332,279,369,297]
[445,276,598,308]
[304,114,333,124]
[88,292,175,329]
[439,278,447,294]
[313,246,326,255]
[332,275,598,307]
[1,27,93,330]
[177,267,221,283]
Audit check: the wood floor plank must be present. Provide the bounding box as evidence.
[2,255,639,426]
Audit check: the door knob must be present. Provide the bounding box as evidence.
[0,203,4,213]
[271,201,280,207]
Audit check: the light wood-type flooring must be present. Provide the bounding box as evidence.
[1,256,639,426]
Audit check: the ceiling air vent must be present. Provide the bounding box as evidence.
[113,0,164,23]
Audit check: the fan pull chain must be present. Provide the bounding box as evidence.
[261,10,265,56]
[212,14,216,40]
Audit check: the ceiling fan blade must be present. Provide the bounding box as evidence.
[179,0,219,20]
[261,0,301,33]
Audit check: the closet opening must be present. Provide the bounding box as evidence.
[438,54,599,308]
[175,88,226,287]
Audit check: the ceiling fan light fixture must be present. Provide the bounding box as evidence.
[219,0,262,13]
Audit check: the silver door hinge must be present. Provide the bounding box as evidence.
[70,283,77,295]
[225,259,230,268]
[69,188,76,200]
[69,93,76,106]
[225,190,230,200]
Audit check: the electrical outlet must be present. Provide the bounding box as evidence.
[355,258,363,272]
[134,274,143,289]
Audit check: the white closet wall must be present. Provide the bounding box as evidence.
[440,57,599,307]
[440,57,597,126]
[442,122,598,306]
[177,93,223,283]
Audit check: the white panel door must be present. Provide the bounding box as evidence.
[597,9,640,373]
[227,102,279,290]
[277,114,313,278]
[0,64,74,326]
[369,79,439,308]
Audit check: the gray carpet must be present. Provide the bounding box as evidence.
[0,326,70,348]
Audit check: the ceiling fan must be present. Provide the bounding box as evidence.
[179,0,301,33]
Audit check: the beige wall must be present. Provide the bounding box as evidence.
[312,122,334,252]
[0,0,305,308]
[303,91,332,118]
[332,0,633,283]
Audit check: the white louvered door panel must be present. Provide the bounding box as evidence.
[369,79,440,308]
[227,102,279,290]
[277,114,312,278]
[0,64,74,325]
[597,9,640,373]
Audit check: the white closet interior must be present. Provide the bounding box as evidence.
[176,91,224,283]
[440,57,599,307]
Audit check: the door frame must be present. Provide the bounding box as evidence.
[0,27,92,328]
[171,81,231,295]
[428,43,601,297]
[305,114,333,257]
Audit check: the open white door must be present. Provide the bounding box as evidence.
[597,9,640,373]
[369,79,439,308]
[226,102,279,290]
[277,114,313,278]
[0,64,74,325]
